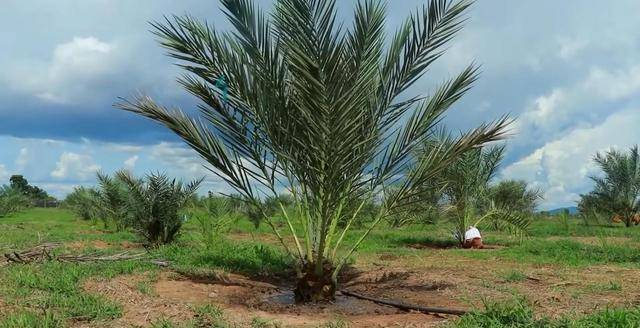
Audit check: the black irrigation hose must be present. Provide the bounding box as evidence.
[340,289,468,316]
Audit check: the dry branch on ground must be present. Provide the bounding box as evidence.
[1,243,144,266]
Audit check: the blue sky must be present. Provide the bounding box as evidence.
[2,0,640,209]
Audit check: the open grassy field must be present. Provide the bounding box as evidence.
[1,208,640,327]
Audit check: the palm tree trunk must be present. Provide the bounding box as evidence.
[294,260,336,303]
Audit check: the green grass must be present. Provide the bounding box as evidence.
[2,208,640,327]
[0,207,137,250]
[0,260,153,324]
[450,298,640,328]
[153,239,291,278]
[458,239,640,267]
[0,311,64,328]
[502,270,527,282]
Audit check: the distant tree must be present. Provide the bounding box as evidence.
[9,175,29,192]
[488,180,542,214]
[9,175,50,201]
[190,193,235,249]
[579,146,640,227]
[386,184,442,227]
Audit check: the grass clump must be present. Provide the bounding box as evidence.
[156,240,291,278]
[451,297,640,327]
[0,311,64,328]
[0,260,154,324]
[460,239,640,267]
[502,270,527,282]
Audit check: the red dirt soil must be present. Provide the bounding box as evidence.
[82,271,453,327]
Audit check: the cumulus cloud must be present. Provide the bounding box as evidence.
[502,108,640,209]
[51,152,101,180]
[150,142,209,177]
[557,36,589,60]
[14,148,29,171]
[7,37,121,104]
[148,142,234,194]
[514,63,640,151]
[124,155,139,169]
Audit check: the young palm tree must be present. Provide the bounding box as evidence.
[116,170,202,246]
[63,186,100,221]
[436,145,531,245]
[488,180,542,214]
[118,0,511,302]
[0,185,31,217]
[190,194,236,249]
[582,146,640,227]
[95,172,129,231]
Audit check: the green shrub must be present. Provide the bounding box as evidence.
[190,195,235,249]
[0,185,31,217]
[117,170,202,246]
[62,186,100,221]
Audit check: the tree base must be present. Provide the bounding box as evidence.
[294,261,336,303]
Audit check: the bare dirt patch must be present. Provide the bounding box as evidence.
[83,273,197,327]
[359,252,640,319]
[79,244,640,327]
[0,297,9,317]
[66,240,143,251]
[83,271,449,327]
[67,240,110,250]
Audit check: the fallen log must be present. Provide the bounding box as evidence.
[340,289,468,316]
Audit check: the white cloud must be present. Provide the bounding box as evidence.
[150,142,209,177]
[36,183,80,199]
[148,142,232,194]
[503,108,640,209]
[51,152,101,180]
[558,36,589,60]
[0,164,8,182]
[123,155,139,169]
[6,37,119,104]
[15,148,29,170]
[105,143,143,153]
[515,63,640,149]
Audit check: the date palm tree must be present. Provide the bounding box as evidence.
[488,179,542,214]
[436,144,531,245]
[118,0,510,302]
[116,170,202,246]
[0,185,31,217]
[95,172,129,231]
[581,146,640,227]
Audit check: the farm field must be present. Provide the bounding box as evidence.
[1,208,640,327]
[4,1,640,327]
